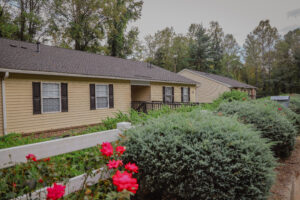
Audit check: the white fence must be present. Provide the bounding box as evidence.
[0,122,132,199]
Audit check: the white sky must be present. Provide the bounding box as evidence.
[131,0,300,46]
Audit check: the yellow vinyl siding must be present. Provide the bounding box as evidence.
[179,70,230,103]
[131,86,151,101]
[150,82,196,102]
[5,74,131,134]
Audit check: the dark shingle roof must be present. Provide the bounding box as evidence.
[0,38,195,84]
[184,69,256,89]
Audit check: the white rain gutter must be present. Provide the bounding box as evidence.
[2,72,9,135]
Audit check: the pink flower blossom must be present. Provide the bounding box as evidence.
[107,160,123,169]
[125,162,139,173]
[100,142,113,157]
[112,170,138,194]
[278,107,282,111]
[47,183,66,200]
[116,146,126,156]
[26,154,37,162]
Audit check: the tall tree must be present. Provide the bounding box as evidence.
[0,0,18,38]
[221,34,242,79]
[208,21,224,73]
[187,24,211,72]
[47,0,105,51]
[102,0,143,58]
[244,20,279,94]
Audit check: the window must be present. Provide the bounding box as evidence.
[182,87,189,102]
[42,83,60,113]
[96,85,109,108]
[165,87,173,103]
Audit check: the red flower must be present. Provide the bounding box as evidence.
[116,146,126,156]
[44,157,50,162]
[46,183,66,200]
[107,160,123,169]
[112,170,138,194]
[100,142,114,157]
[12,183,16,188]
[39,179,44,183]
[125,163,139,173]
[278,107,282,111]
[26,154,37,162]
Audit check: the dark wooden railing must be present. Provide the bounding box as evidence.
[131,101,200,113]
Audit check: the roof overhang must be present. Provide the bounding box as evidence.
[178,69,232,87]
[0,68,196,86]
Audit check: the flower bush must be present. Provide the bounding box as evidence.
[123,111,276,200]
[217,101,297,157]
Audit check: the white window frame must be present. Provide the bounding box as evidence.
[182,87,189,103]
[41,82,61,114]
[164,86,173,103]
[95,84,109,109]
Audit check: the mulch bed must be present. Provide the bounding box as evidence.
[269,136,300,200]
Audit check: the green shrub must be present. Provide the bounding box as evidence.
[123,111,276,200]
[255,99,300,127]
[289,94,300,114]
[201,90,249,111]
[217,101,297,157]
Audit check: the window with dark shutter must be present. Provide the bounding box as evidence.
[109,84,114,108]
[32,82,41,114]
[90,84,96,110]
[61,83,68,112]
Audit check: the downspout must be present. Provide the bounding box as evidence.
[2,72,9,135]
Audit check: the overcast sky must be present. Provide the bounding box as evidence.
[131,0,300,46]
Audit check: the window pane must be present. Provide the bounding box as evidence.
[183,95,189,102]
[165,87,172,95]
[165,95,172,103]
[183,87,188,95]
[97,97,108,108]
[43,98,60,112]
[96,85,108,97]
[42,83,59,98]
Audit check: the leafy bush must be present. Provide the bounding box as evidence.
[122,111,276,200]
[289,94,300,114]
[217,101,297,157]
[201,90,249,110]
[255,99,300,127]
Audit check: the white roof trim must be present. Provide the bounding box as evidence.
[178,69,232,88]
[0,68,196,85]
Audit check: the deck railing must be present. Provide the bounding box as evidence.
[131,101,200,113]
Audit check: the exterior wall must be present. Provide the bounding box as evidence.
[150,82,196,103]
[5,74,131,134]
[131,86,151,101]
[179,70,230,103]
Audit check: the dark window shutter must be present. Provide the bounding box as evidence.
[172,87,174,103]
[162,86,165,103]
[109,84,114,108]
[188,87,190,102]
[181,87,183,102]
[61,83,68,112]
[32,82,41,114]
[90,84,96,110]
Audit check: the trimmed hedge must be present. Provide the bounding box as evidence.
[290,94,300,114]
[217,101,297,158]
[255,99,300,127]
[123,111,276,200]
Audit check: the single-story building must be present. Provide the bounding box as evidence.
[178,69,256,103]
[0,38,196,135]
